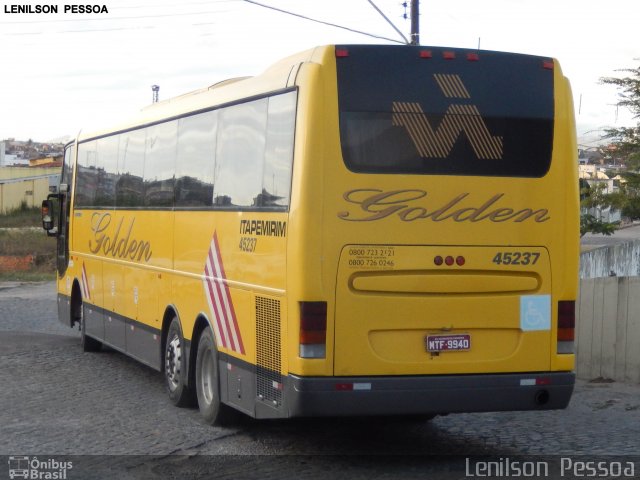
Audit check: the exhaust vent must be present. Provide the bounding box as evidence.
[256,296,282,406]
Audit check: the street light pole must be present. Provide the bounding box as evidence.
[410,0,419,45]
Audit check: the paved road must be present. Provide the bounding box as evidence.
[1,282,639,479]
[581,222,640,248]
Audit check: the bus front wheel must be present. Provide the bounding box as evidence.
[195,327,237,425]
[76,299,101,352]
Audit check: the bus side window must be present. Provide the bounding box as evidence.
[144,121,178,208]
[261,91,296,209]
[175,111,217,208]
[117,130,146,208]
[214,98,268,208]
[75,141,98,208]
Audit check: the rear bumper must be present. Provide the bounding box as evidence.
[285,372,575,417]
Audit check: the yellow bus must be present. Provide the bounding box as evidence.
[43,44,579,423]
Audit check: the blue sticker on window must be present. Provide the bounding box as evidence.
[520,295,551,331]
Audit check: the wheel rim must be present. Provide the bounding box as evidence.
[200,347,215,405]
[165,334,182,392]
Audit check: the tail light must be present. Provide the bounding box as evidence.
[299,301,327,359]
[557,300,575,353]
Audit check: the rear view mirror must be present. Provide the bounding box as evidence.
[42,199,58,236]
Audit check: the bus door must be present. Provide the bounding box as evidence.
[56,144,74,276]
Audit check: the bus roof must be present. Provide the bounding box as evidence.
[76,45,320,143]
[75,44,560,144]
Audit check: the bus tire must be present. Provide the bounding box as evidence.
[78,300,101,352]
[164,317,195,407]
[195,327,237,425]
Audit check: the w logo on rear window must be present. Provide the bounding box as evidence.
[391,74,503,160]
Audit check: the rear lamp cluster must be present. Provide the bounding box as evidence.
[557,300,576,354]
[557,301,575,341]
[336,47,554,71]
[299,301,327,359]
[434,255,465,267]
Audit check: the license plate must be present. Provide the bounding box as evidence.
[425,334,471,352]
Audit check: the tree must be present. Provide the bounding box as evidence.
[600,63,640,170]
[580,213,617,237]
[579,179,619,237]
[617,171,640,219]
[578,62,640,236]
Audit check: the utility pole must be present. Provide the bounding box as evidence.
[410,0,419,45]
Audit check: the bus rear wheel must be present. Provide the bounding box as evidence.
[164,317,195,407]
[195,327,237,425]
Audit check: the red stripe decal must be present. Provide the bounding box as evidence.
[203,232,245,354]
[213,233,244,353]
[81,262,91,301]
[204,261,229,349]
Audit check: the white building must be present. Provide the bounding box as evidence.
[579,164,622,223]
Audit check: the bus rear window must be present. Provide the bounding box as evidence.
[336,45,554,178]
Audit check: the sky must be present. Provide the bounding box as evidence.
[0,0,638,148]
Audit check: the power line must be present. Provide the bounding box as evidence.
[0,7,232,25]
[116,0,239,9]
[242,0,406,44]
[59,26,156,34]
[1,1,412,41]
[366,0,408,44]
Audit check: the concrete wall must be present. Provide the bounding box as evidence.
[0,167,60,181]
[577,276,640,383]
[580,240,640,278]
[0,174,59,213]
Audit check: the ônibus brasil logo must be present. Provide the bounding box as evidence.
[8,456,72,480]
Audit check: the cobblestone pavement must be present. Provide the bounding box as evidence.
[1,282,639,479]
[581,223,640,248]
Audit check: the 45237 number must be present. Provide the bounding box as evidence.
[239,237,257,253]
[492,251,540,266]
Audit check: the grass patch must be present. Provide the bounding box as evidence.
[0,203,42,228]
[0,228,56,255]
[0,228,56,281]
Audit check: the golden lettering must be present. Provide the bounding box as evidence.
[425,193,470,221]
[488,208,515,222]
[338,189,550,224]
[338,189,427,221]
[89,212,153,262]
[513,209,551,223]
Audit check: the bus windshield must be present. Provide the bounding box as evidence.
[336,45,554,178]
